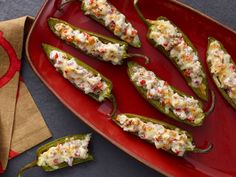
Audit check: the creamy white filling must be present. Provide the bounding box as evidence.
[37,135,91,169]
[83,0,139,44]
[149,20,205,88]
[49,50,109,101]
[116,114,195,156]
[131,65,204,124]
[54,23,126,65]
[207,40,236,102]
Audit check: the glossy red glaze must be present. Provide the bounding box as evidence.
[26,0,236,176]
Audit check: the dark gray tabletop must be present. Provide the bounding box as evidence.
[1,0,236,177]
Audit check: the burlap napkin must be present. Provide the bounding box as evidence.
[0,16,52,173]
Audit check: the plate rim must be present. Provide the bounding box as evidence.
[25,0,236,176]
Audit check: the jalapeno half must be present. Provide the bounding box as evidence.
[127,61,215,126]
[42,43,117,116]
[48,17,149,65]
[18,134,93,177]
[59,0,141,48]
[134,0,210,101]
[207,37,236,110]
[113,113,212,156]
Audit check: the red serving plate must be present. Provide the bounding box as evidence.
[26,0,236,176]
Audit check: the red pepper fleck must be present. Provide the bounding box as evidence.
[109,21,116,30]
[184,69,191,77]
[76,39,81,44]
[124,28,128,35]
[183,108,188,112]
[82,32,90,39]
[163,42,168,47]
[157,87,163,94]
[66,36,73,42]
[131,30,137,36]
[58,61,63,65]
[175,108,182,112]
[54,53,59,59]
[53,159,59,164]
[155,136,161,141]
[75,152,80,157]
[187,116,194,122]
[111,7,116,13]
[140,80,146,86]
[94,10,101,17]
[231,65,236,71]
[93,81,103,91]
[97,82,103,89]
[99,48,105,53]
[175,150,180,155]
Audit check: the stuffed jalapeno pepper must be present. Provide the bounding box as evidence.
[48,17,148,65]
[113,114,212,156]
[42,43,117,116]
[207,37,236,110]
[134,0,209,101]
[127,62,215,126]
[18,134,93,177]
[59,0,141,48]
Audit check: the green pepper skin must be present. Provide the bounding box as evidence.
[42,43,117,116]
[17,134,93,177]
[48,17,149,65]
[37,134,93,171]
[207,37,236,110]
[133,0,209,101]
[113,113,212,156]
[42,43,111,101]
[127,61,205,127]
[48,17,127,64]
[81,0,141,48]
[148,17,209,101]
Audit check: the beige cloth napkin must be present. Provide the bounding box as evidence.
[0,16,52,173]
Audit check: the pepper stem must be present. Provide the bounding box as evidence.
[58,0,76,10]
[17,160,37,177]
[205,90,216,116]
[133,0,151,27]
[107,94,117,118]
[193,143,213,153]
[127,53,150,64]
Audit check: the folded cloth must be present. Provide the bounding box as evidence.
[0,16,52,173]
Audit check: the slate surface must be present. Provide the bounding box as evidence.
[0,0,236,177]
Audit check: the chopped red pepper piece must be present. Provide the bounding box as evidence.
[109,21,116,30]
[231,65,236,71]
[184,69,191,77]
[175,108,182,112]
[53,159,59,164]
[140,80,146,86]
[187,116,194,122]
[58,61,63,65]
[131,30,137,36]
[82,32,90,39]
[93,81,103,91]
[175,150,180,155]
[66,36,73,42]
[76,39,81,44]
[54,53,59,59]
